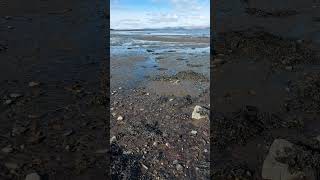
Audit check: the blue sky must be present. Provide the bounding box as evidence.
[111,0,210,29]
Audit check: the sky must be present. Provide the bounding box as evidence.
[111,0,210,29]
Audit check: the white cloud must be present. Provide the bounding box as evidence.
[111,0,210,29]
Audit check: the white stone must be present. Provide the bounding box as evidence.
[117,116,123,121]
[110,136,117,143]
[192,105,209,120]
[28,81,40,87]
[10,93,21,98]
[191,130,197,135]
[4,99,12,105]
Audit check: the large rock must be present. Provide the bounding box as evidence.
[262,139,315,180]
[192,105,209,120]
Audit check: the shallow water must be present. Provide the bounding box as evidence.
[110,29,210,89]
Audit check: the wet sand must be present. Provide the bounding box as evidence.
[110,33,210,179]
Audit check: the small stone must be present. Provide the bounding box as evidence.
[173,160,178,165]
[123,151,132,155]
[176,164,183,171]
[25,172,41,180]
[63,129,73,136]
[285,87,290,93]
[141,163,149,170]
[169,98,174,101]
[153,142,157,146]
[190,130,197,135]
[192,105,209,120]
[146,93,150,96]
[1,145,13,153]
[117,116,124,121]
[10,93,22,98]
[110,136,117,143]
[111,112,116,117]
[28,81,40,87]
[118,87,122,90]
[12,126,27,136]
[173,80,180,84]
[4,99,12,105]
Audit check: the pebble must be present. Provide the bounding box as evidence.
[146,93,150,96]
[285,87,290,93]
[191,130,197,135]
[117,116,124,121]
[10,93,22,98]
[173,160,178,165]
[63,129,73,136]
[176,164,183,171]
[141,163,149,170]
[25,172,41,180]
[28,81,40,87]
[4,99,12,105]
[173,80,180,84]
[192,105,209,120]
[110,136,117,143]
[1,145,13,153]
[169,98,174,101]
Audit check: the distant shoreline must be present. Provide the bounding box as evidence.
[110,27,210,31]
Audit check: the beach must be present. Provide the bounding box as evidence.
[110,29,211,179]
